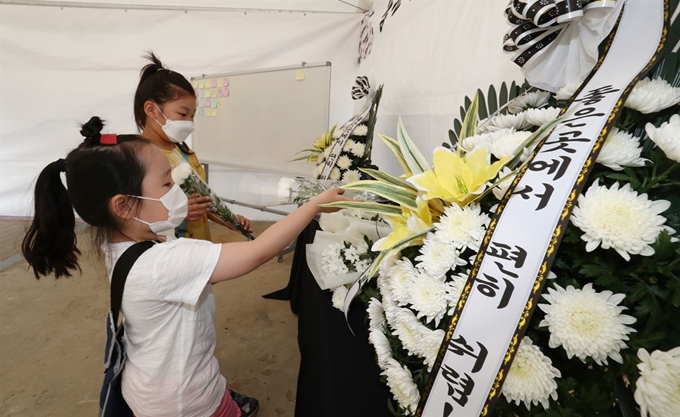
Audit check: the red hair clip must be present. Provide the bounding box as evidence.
[100,134,118,145]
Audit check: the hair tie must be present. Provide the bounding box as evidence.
[56,158,66,172]
[100,134,118,145]
[156,67,165,72]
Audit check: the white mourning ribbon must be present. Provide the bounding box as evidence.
[319,76,374,180]
[419,0,668,416]
[503,0,624,92]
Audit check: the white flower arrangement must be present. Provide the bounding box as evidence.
[324,44,679,416]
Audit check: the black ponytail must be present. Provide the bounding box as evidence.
[22,159,80,279]
[133,52,195,132]
[23,117,152,279]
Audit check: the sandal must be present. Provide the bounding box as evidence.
[230,390,260,417]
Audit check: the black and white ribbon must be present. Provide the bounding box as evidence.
[351,76,372,100]
[420,0,668,416]
[503,0,618,67]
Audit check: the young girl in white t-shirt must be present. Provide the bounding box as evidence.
[22,117,348,417]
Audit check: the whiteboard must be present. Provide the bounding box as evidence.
[191,62,331,176]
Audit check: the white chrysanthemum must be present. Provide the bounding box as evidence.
[367,297,386,330]
[422,329,445,372]
[435,203,490,251]
[634,347,680,417]
[415,233,465,278]
[461,128,526,155]
[386,258,419,306]
[555,79,584,101]
[382,358,420,415]
[353,124,369,136]
[378,276,399,326]
[332,127,344,139]
[313,163,323,179]
[171,162,193,184]
[342,169,361,184]
[508,91,551,114]
[460,130,498,153]
[331,285,348,312]
[323,145,332,158]
[538,283,637,365]
[646,114,680,163]
[502,336,561,410]
[597,128,647,171]
[491,130,533,159]
[343,139,357,152]
[344,242,368,263]
[390,307,445,371]
[492,166,517,200]
[524,106,561,127]
[625,77,680,114]
[321,242,349,275]
[571,180,674,261]
[336,155,352,170]
[277,177,296,203]
[481,112,530,132]
[446,271,469,314]
[329,167,341,181]
[351,259,367,273]
[406,272,450,326]
[351,142,366,157]
[369,328,393,369]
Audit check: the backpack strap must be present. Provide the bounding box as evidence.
[110,241,157,326]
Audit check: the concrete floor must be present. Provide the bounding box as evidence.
[0,219,299,417]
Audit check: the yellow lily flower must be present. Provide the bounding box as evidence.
[372,199,432,252]
[408,146,508,206]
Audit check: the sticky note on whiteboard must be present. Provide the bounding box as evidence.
[211,108,218,117]
[198,80,205,88]
[218,99,224,108]
[223,87,230,97]
[217,78,223,87]
[223,78,229,86]
[296,69,305,81]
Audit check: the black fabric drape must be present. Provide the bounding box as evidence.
[275,222,391,417]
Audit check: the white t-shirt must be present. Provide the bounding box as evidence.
[105,239,226,417]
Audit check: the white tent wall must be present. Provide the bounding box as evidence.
[358,0,524,175]
[0,3,362,219]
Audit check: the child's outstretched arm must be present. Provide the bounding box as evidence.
[209,188,347,283]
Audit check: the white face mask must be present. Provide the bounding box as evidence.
[154,104,194,143]
[131,183,189,234]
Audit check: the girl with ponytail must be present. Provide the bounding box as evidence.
[22,117,348,417]
[134,52,251,241]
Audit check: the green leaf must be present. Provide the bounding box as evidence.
[459,92,480,146]
[321,200,403,216]
[488,84,498,115]
[360,168,418,192]
[342,180,418,211]
[378,134,412,175]
[500,82,509,110]
[477,88,488,120]
[397,117,430,174]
